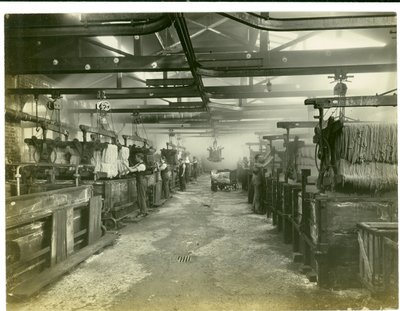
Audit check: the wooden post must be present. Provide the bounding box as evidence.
[88,196,102,245]
[51,209,67,266]
[272,180,277,226]
[65,207,75,256]
[104,182,112,216]
[283,185,292,244]
[300,169,312,271]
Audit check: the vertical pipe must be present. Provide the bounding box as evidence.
[74,165,80,187]
[134,35,142,56]
[285,128,290,183]
[117,73,123,88]
[269,139,275,176]
[15,165,22,196]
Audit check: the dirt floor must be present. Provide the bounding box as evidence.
[7,175,398,311]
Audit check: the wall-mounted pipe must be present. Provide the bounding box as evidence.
[219,12,396,32]
[6,109,73,131]
[14,163,93,196]
[6,14,174,38]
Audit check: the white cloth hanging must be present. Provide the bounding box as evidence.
[117,146,130,175]
[91,150,102,173]
[100,144,119,178]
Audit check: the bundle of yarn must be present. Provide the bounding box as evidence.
[333,123,397,192]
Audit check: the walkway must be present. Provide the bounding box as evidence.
[8,175,387,311]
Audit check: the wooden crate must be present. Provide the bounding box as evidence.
[357,222,398,295]
[6,186,110,297]
[303,195,397,288]
[383,237,398,298]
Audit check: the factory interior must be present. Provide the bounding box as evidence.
[3,9,399,311]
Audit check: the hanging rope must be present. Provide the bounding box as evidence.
[141,120,149,141]
[34,95,40,132]
[108,108,116,133]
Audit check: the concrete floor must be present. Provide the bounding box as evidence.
[8,175,396,311]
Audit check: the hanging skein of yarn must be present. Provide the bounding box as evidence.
[117,146,130,175]
[336,159,397,192]
[91,150,102,174]
[100,144,119,178]
[334,123,397,164]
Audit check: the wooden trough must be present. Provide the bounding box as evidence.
[6,185,116,299]
[301,193,397,288]
[357,222,398,297]
[85,178,139,229]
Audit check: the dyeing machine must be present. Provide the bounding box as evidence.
[273,94,399,290]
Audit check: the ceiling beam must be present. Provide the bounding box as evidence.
[7,86,199,99]
[122,113,208,121]
[6,55,189,75]
[219,13,396,31]
[187,17,246,47]
[6,85,333,100]
[83,38,134,57]
[207,89,331,99]
[129,123,211,129]
[271,31,318,51]
[198,64,396,78]
[304,94,397,108]
[9,60,393,78]
[8,83,395,101]
[71,106,206,113]
[262,47,396,68]
[277,121,319,129]
[146,78,194,87]
[7,47,395,75]
[259,133,310,140]
[161,16,230,53]
[168,101,204,107]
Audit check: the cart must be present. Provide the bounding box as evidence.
[211,169,238,191]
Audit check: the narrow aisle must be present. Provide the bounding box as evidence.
[9,175,378,311]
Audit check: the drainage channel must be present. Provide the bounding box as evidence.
[177,255,191,263]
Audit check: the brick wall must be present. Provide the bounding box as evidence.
[5,121,22,164]
[5,75,54,165]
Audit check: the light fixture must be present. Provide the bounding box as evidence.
[329,73,353,97]
[333,82,347,96]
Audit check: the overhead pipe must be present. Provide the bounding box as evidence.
[6,109,73,130]
[219,12,396,32]
[173,13,210,112]
[6,14,174,38]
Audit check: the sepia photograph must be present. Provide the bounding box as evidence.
[2,3,399,311]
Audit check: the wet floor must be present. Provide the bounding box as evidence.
[7,175,397,311]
